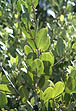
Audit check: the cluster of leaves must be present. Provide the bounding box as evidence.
[0,0,76,111]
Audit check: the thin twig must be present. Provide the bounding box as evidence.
[26,100,34,110]
[53,50,73,67]
[53,56,65,67]
[1,67,34,110]
[2,67,19,94]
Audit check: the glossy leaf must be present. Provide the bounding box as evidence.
[42,81,65,101]
[42,87,53,101]
[53,81,65,98]
[35,27,50,51]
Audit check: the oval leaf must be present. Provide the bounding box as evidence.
[24,45,32,55]
[42,87,53,101]
[35,27,50,51]
[27,39,36,51]
[53,81,65,98]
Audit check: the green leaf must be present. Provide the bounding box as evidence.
[42,87,53,101]
[67,77,75,90]
[48,80,55,88]
[31,59,44,76]
[21,26,31,39]
[38,75,45,88]
[19,86,29,99]
[72,42,76,50]
[10,56,18,66]
[0,93,8,108]
[0,11,2,17]
[2,75,9,83]
[49,66,52,75]
[39,52,54,66]
[42,81,65,101]
[26,52,37,66]
[41,76,50,90]
[25,0,38,8]
[21,13,31,29]
[53,81,65,98]
[40,90,44,100]
[43,61,52,75]
[17,0,23,12]
[24,45,32,55]
[30,97,34,105]
[65,76,76,93]
[23,73,32,88]
[27,39,36,51]
[56,38,65,56]
[35,27,50,51]
[17,0,29,12]
[32,0,38,8]
[64,93,71,105]
[0,84,12,94]
[70,70,76,79]
[24,1,28,9]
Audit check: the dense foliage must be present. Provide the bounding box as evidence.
[0,0,76,110]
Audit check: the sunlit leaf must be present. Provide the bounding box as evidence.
[0,84,12,94]
[35,27,50,51]
[24,45,32,55]
[72,42,76,50]
[60,15,64,22]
